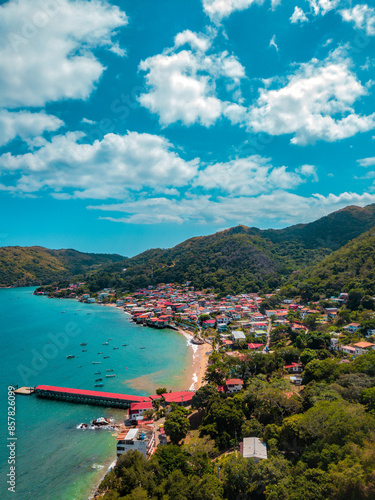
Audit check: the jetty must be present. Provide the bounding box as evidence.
[34,385,150,409]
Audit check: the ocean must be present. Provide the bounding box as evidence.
[0,287,193,500]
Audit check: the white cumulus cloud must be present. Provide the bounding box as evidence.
[202,0,280,22]
[0,110,63,147]
[243,51,375,144]
[0,0,127,108]
[340,4,375,36]
[139,31,245,127]
[290,6,308,23]
[193,156,308,195]
[0,131,199,199]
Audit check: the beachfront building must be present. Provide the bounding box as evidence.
[116,427,155,458]
[240,437,268,463]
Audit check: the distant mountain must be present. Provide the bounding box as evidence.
[287,226,375,300]
[0,246,125,287]
[77,204,375,296]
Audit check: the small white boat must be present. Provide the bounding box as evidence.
[92,361,101,364]
[106,374,116,378]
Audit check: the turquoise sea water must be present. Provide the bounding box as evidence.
[0,287,192,500]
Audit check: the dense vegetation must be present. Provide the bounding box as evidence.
[62,204,375,296]
[0,246,125,287]
[97,349,375,500]
[286,227,375,300]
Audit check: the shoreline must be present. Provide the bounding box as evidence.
[176,327,210,390]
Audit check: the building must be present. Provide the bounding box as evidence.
[342,345,356,356]
[129,401,153,419]
[224,378,244,393]
[353,342,375,356]
[343,323,361,333]
[116,427,155,458]
[240,437,268,462]
[285,362,303,373]
[232,330,246,343]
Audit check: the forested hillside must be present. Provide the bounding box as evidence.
[0,246,125,287]
[286,227,375,300]
[76,204,375,296]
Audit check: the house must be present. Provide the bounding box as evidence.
[342,345,356,355]
[240,437,268,462]
[129,401,153,419]
[343,323,361,333]
[232,331,246,343]
[224,378,244,393]
[353,342,375,356]
[116,427,155,458]
[285,362,303,373]
[202,319,215,329]
[247,343,263,350]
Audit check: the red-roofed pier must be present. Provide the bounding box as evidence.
[35,385,150,409]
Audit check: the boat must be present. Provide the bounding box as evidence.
[122,344,128,346]
[82,349,87,352]
[97,352,103,354]
[94,371,101,375]
[103,356,110,359]
[92,417,111,426]
[107,338,112,340]
[67,355,75,359]
[102,342,109,345]
[95,378,103,381]
[106,374,116,378]
[92,361,101,364]
[80,343,87,346]
[106,369,114,372]
[140,347,145,349]
[95,383,103,387]
[113,347,119,350]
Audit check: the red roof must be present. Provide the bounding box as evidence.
[248,343,263,349]
[130,401,153,411]
[162,391,194,403]
[36,385,150,402]
[226,378,243,386]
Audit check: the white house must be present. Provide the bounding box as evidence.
[116,427,155,458]
[353,342,375,356]
[241,437,268,463]
[232,331,246,343]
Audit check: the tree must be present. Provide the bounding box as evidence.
[164,408,190,444]
[360,387,375,411]
[191,384,219,410]
[300,349,318,366]
[156,387,167,395]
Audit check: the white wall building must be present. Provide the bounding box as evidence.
[116,427,155,459]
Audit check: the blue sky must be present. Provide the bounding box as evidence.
[1,0,375,256]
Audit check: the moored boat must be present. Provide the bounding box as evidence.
[67,355,75,359]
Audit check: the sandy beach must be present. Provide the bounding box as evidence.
[176,328,210,390]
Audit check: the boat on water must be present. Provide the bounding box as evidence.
[94,371,101,375]
[108,338,112,340]
[67,355,75,359]
[103,356,110,359]
[140,347,145,349]
[95,383,103,387]
[97,352,103,354]
[95,378,103,381]
[113,347,119,350]
[106,369,114,372]
[82,349,87,352]
[122,344,128,346]
[92,361,101,364]
[106,374,116,378]
[80,343,88,346]
[102,342,109,345]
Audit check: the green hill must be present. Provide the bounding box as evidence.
[77,204,375,296]
[287,226,375,300]
[0,246,125,287]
